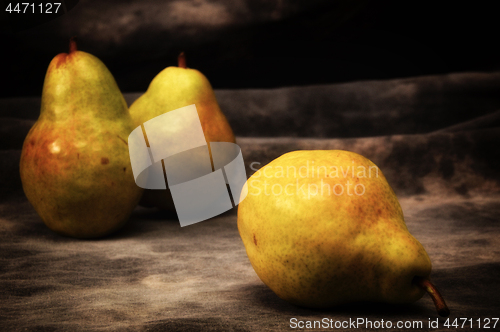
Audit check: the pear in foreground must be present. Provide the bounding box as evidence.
[20,38,143,238]
[237,150,449,316]
[129,53,235,210]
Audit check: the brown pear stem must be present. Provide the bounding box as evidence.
[69,36,78,53]
[178,52,186,68]
[413,276,450,317]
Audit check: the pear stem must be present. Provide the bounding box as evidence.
[413,276,450,317]
[69,36,78,53]
[178,52,187,68]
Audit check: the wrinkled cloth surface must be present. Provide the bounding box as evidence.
[0,72,499,331]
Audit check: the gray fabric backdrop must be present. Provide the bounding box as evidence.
[1,72,499,331]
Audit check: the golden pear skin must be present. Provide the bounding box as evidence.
[20,38,143,238]
[129,53,235,210]
[238,150,449,316]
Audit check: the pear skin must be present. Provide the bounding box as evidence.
[129,53,235,210]
[130,53,234,144]
[20,38,143,238]
[238,150,449,315]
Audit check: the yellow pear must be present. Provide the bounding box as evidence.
[238,150,449,316]
[129,53,235,210]
[20,38,143,238]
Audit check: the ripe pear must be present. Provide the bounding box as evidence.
[19,38,143,238]
[129,53,235,210]
[237,150,449,316]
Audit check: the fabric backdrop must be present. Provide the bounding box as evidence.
[0,72,499,331]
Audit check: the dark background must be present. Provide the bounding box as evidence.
[0,0,498,98]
